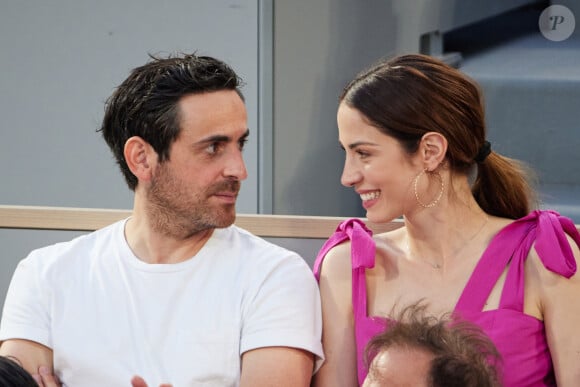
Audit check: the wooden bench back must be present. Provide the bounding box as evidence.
[0,205,403,238]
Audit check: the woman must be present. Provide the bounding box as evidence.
[313,54,580,386]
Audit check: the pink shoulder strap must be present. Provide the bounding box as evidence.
[313,218,375,280]
[456,210,579,313]
[313,218,376,321]
[534,210,579,276]
[499,210,578,311]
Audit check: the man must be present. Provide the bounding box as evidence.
[0,53,323,386]
[362,303,501,387]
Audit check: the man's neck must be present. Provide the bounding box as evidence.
[124,215,215,264]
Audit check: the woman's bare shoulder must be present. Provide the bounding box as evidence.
[318,240,353,280]
[320,225,407,279]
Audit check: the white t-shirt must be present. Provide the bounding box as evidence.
[0,219,323,386]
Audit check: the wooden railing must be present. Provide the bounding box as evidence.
[2,205,578,238]
[0,205,403,239]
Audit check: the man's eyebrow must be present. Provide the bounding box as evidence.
[198,135,230,144]
[197,129,250,145]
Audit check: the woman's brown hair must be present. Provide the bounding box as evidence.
[340,54,536,219]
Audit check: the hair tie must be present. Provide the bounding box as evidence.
[474,141,491,163]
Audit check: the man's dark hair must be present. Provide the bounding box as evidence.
[365,302,502,387]
[99,52,244,190]
[0,356,38,386]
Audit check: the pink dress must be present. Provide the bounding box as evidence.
[313,210,580,386]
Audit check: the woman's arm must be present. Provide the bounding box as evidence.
[312,245,358,387]
[538,234,580,386]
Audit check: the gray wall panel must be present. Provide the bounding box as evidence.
[272,0,398,217]
[0,0,261,212]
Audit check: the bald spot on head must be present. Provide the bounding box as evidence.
[363,344,434,387]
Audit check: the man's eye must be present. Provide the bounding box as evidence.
[206,143,221,155]
[239,138,248,151]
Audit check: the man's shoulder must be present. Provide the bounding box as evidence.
[24,219,125,267]
[218,225,312,271]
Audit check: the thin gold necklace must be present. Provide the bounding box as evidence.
[406,215,489,270]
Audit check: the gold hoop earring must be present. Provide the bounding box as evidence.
[413,169,444,208]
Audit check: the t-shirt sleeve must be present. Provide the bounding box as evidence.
[239,251,324,370]
[0,252,52,348]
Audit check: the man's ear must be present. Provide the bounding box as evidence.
[124,136,155,182]
[419,132,447,170]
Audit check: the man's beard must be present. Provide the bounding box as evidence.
[147,166,240,239]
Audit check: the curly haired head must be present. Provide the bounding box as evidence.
[364,302,502,387]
